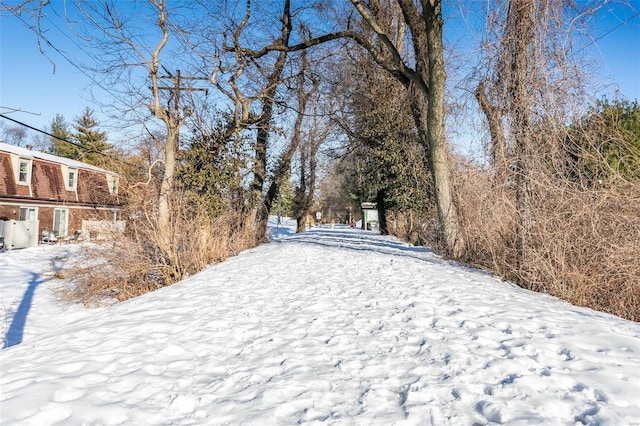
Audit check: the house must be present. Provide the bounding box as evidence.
[0,142,124,246]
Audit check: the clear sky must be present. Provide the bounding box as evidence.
[1,1,639,148]
[1,2,114,143]
[584,2,640,100]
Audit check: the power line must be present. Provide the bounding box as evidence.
[10,9,151,125]
[0,113,135,167]
[574,11,640,56]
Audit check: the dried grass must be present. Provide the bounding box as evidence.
[455,165,640,322]
[61,192,260,306]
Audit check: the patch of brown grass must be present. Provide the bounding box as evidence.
[61,194,260,306]
[455,165,640,322]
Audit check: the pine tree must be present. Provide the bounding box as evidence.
[49,114,78,159]
[73,108,112,167]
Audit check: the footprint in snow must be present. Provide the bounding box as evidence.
[475,400,504,424]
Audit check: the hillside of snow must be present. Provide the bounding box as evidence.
[1,219,639,425]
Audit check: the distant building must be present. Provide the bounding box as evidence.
[0,142,123,243]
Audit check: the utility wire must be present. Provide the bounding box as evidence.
[0,113,136,167]
[11,9,153,129]
[574,11,640,56]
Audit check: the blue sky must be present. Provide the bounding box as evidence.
[1,3,110,141]
[584,2,640,100]
[1,1,639,147]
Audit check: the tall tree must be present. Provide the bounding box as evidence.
[209,0,296,239]
[474,0,592,269]
[264,47,320,233]
[346,0,464,256]
[291,99,331,233]
[72,108,112,166]
[49,114,76,158]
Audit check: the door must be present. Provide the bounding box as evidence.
[53,208,69,237]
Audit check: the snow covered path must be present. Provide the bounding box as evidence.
[1,223,639,425]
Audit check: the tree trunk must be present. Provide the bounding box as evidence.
[476,80,508,183]
[294,143,308,233]
[296,216,307,233]
[508,0,535,273]
[376,188,388,234]
[263,51,318,225]
[424,2,465,258]
[251,0,292,239]
[292,137,319,233]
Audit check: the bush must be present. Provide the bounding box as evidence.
[455,162,640,322]
[61,191,260,306]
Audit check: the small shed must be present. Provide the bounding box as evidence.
[361,202,379,231]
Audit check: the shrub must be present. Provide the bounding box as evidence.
[455,161,640,322]
[61,191,260,306]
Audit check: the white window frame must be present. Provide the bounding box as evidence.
[19,206,38,222]
[18,159,31,185]
[53,208,69,237]
[107,174,119,196]
[67,168,78,191]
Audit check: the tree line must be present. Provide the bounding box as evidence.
[2,0,638,320]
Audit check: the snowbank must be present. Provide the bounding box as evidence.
[1,220,639,424]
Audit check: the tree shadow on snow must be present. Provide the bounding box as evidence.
[3,273,48,348]
[268,224,295,239]
[3,253,67,349]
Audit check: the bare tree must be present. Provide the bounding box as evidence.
[203,0,296,238]
[474,0,593,269]
[293,102,332,233]
[264,48,320,230]
[0,123,27,146]
[145,1,182,254]
[209,0,466,256]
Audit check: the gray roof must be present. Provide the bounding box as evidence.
[0,142,117,175]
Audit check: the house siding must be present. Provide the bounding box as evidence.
[0,144,123,240]
[0,153,31,197]
[32,161,74,201]
[0,154,14,196]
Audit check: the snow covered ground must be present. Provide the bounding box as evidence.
[1,218,639,425]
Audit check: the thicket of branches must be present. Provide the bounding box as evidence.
[460,0,639,321]
[62,119,260,305]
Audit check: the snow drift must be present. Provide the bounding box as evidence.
[1,219,639,425]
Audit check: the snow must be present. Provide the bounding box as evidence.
[1,218,639,425]
[0,142,116,175]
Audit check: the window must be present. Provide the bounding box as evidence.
[19,207,37,222]
[107,174,118,195]
[67,169,77,190]
[53,208,69,237]
[18,160,30,184]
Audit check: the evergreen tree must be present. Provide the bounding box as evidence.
[73,108,112,166]
[333,48,435,234]
[566,98,640,185]
[49,114,78,159]
[177,115,249,219]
